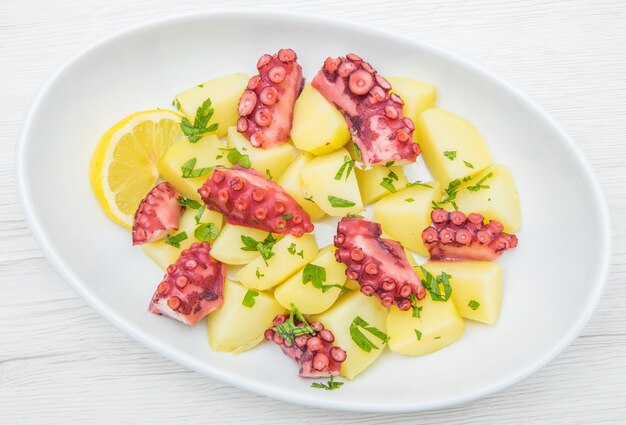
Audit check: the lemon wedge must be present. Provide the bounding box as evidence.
[89,110,184,228]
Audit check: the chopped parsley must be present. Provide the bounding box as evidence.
[463,176,473,183]
[177,196,202,209]
[194,222,219,242]
[303,195,316,203]
[334,155,355,181]
[287,243,297,255]
[242,289,259,307]
[444,151,457,161]
[409,294,422,318]
[180,97,218,142]
[181,157,213,178]
[223,147,252,168]
[172,98,181,111]
[414,329,422,341]
[240,233,277,265]
[273,304,315,345]
[405,198,415,202]
[384,160,395,167]
[265,169,273,180]
[164,231,188,248]
[420,266,452,302]
[351,144,362,161]
[467,172,493,192]
[302,264,347,293]
[349,316,390,352]
[406,180,433,189]
[468,300,480,310]
[346,212,364,218]
[194,205,206,224]
[432,179,461,210]
[463,160,474,169]
[255,268,264,279]
[328,195,356,208]
[282,213,293,220]
[380,170,399,193]
[311,375,344,391]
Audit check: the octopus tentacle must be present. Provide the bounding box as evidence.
[198,166,314,237]
[148,242,225,325]
[334,217,426,310]
[132,182,182,245]
[421,208,519,261]
[237,48,304,148]
[311,53,420,166]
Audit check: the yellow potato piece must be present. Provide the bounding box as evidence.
[273,246,347,314]
[387,76,437,127]
[141,207,223,270]
[210,224,278,266]
[291,84,350,155]
[226,126,294,181]
[422,261,502,324]
[312,291,388,380]
[387,292,465,356]
[355,165,408,205]
[301,148,364,216]
[454,164,522,233]
[158,134,229,201]
[175,73,248,138]
[372,182,441,256]
[277,152,326,221]
[417,108,493,187]
[236,234,318,290]
[207,280,286,352]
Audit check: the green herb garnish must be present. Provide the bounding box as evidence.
[180,98,218,142]
[444,151,457,161]
[287,243,297,255]
[311,375,344,391]
[380,170,399,193]
[172,98,181,111]
[273,304,315,344]
[240,233,277,265]
[335,155,355,181]
[301,264,346,293]
[242,289,259,308]
[177,196,202,209]
[351,144,362,161]
[405,198,415,202]
[349,316,390,352]
[328,195,356,208]
[409,294,422,318]
[419,266,452,302]
[265,169,273,180]
[164,231,188,248]
[282,213,293,220]
[463,160,474,169]
[194,222,219,242]
[384,160,395,167]
[414,329,422,341]
[194,205,206,224]
[467,172,493,192]
[255,268,264,279]
[468,300,480,310]
[181,157,213,178]
[406,180,433,189]
[223,147,251,168]
[346,213,364,218]
[432,179,461,210]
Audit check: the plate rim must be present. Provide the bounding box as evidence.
[15,8,613,412]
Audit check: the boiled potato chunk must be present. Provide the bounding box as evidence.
[210,224,276,265]
[355,165,408,205]
[141,207,223,270]
[226,127,294,181]
[291,84,350,155]
[207,280,286,352]
[236,234,318,290]
[421,261,502,324]
[417,108,493,186]
[454,164,522,233]
[312,292,388,379]
[277,152,326,221]
[387,293,465,356]
[372,182,441,257]
[273,246,347,314]
[175,73,248,138]
[301,148,364,216]
[158,134,229,201]
[387,76,437,125]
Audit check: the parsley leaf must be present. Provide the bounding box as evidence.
[346,213,364,218]
[384,160,395,167]
[351,144,362,161]
[273,304,315,345]
[177,196,202,209]
[414,329,422,341]
[194,205,206,224]
[311,375,343,391]
[432,179,461,210]
[242,289,259,308]
[255,268,264,279]
[406,180,433,189]
[223,147,252,169]
[380,170,399,193]
[301,264,345,293]
[468,300,480,310]
[409,294,422,318]
[467,172,494,192]
[463,160,474,169]
[172,98,181,111]
[405,198,415,202]
[240,233,277,265]
[181,157,213,179]
[328,195,356,208]
[194,222,219,242]
[334,156,355,181]
[282,214,293,220]
[349,316,390,352]
[164,231,188,248]
[287,243,297,255]
[180,98,219,143]
[444,151,457,161]
[420,266,452,302]
[265,169,273,180]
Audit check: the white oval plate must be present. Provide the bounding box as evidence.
[17,10,611,412]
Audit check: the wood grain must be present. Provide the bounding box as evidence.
[1,0,625,423]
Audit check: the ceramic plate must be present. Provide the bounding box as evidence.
[17,10,611,412]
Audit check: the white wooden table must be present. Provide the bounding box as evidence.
[2,1,625,423]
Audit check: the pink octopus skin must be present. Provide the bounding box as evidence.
[334,217,426,311]
[197,166,314,237]
[265,315,347,378]
[149,242,225,326]
[132,182,182,245]
[311,53,420,166]
[421,208,519,261]
[237,48,304,149]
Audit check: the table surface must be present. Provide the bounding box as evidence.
[2,1,625,423]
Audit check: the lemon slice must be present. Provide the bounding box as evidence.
[90,110,184,228]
